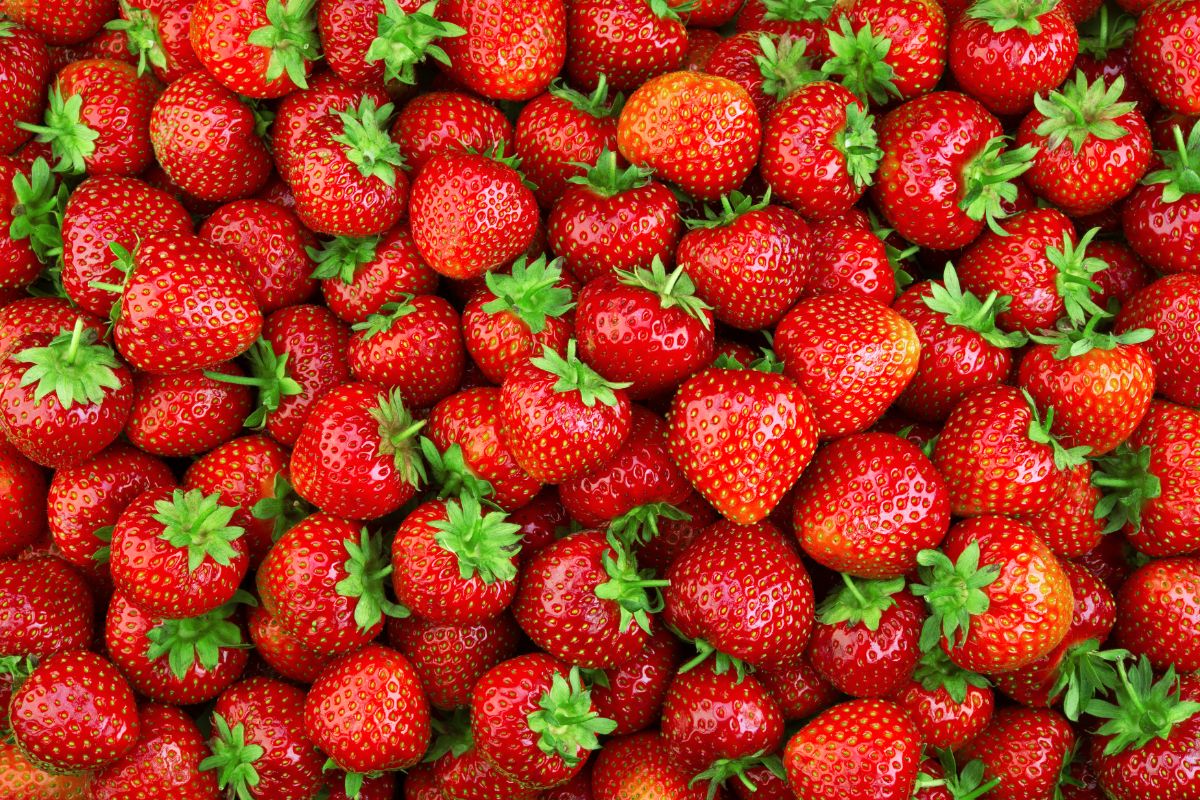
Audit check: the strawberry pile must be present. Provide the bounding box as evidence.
[1,0,1199,797]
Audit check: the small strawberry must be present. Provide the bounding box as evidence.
[88,703,219,799]
[247,603,335,683]
[312,223,440,324]
[889,648,995,750]
[438,0,565,100]
[0,556,94,658]
[189,0,320,98]
[565,0,688,92]
[105,0,203,83]
[1129,0,1200,115]
[387,612,521,711]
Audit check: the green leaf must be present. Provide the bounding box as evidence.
[245,0,321,89]
[911,541,1001,652]
[430,494,522,584]
[17,87,99,175]
[13,318,123,408]
[1144,119,1200,204]
[330,97,405,186]
[152,490,245,572]
[614,256,712,327]
[921,264,1027,348]
[529,340,631,408]
[481,255,575,334]
[821,18,900,106]
[334,528,409,632]
[526,667,617,767]
[365,0,466,85]
[1088,657,1200,755]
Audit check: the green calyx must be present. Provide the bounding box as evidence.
[1027,313,1153,361]
[334,527,410,632]
[615,256,712,327]
[549,73,622,119]
[569,148,653,198]
[369,388,428,488]
[203,338,302,429]
[18,87,99,175]
[1078,6,1136,59]
[1047,227,1110,328]
[431,494,522,584]
[1087,656,1200,756]
[821,18,899,106]
[685,189,771,230]
[0,21,13,37]
[1145,120,1200,204]
[691,753,786,800]
[911,541,1001,653]
[245,0,320,89]
[1092,443,1162,534]
[198,713,266,800]
[91,525,114,564]
[912,646,990,704]
[419,438,495,503]
[593,534,668,634]
[868,210,919,292]
[145,592,254,679]
[366,0,465,85]
[816,574,905,632]
[106,0,168,75]
[1022,389,1091,470]
[152,489,246,572]
[965,0,1058,35]
[646,0,693,22]
[482,255,575,334]
[250,474,313,543]
[326,763,382,800]
[352,296,419,340]
[424,707,473,763]
[1050,641,1131,721]
[308,234,380,283]
[756,34,822,101]
[915,752,1000,800]
[1033,71,1136,155]
[710,346,785,374]
[922,264,1027,348]
[331,98,405,186]
[530,340,631,408]
[960,137,1037,234]
[526,667,617,767]
[9,157,67,264]
[834,102,882,190]
[607,502,691,548]
[761,0,835,22]
[678,638,749,681]
[13,318,123,409]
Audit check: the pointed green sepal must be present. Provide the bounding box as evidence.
[922,264,1027,348]
[690,752,786,800]
[756,33,822,101]
[1022,389,1092,469]
[684,190,771,231]
[526,667,617,768]
[835,101,882,190]
[960,137,1037,234]
[13,318,123,408]
[1088,656,1200,755]
[912,646,991,705]
[1091,443,1162,533]
[334,527,410,632]
[816,574,906,632]
[365,0,466,85]
[568,148,653,197]
[198,713,266,800]
[1033,71,1136,155]
[548,73,622,118]
[1049,641,1131,721]
[245,0,320,89]
[530,340,631,408]
[431,494,522,584]
[144,591,255,680]
[250,473,313,543]
[1047,227,1111,327]
[369,388,428,487]
[821,18,900,106]
[330,98,405,186]
[204,338,303,429]
[1144,119,1200,204]
[419,438,495,502]
[152,489,246,572]
[481,255,575,335]
[9,157,67,264]
[106,0,169,75]
[593,534,668,634]
[1026,313,1153,360]
[17,87,98,175]
[911,541,1001,652]
[965,0,1058,34]
[606,501,691,548]
[614,256,712,327]
[308,234,380,283]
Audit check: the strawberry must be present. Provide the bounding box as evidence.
[1016,72,1152,218]
[664,520,813,672]
[1121,121,1200,275]
[289,383,427,520]
[409,144,539,280]
[565,0,688,92]
[2,0,116,45]
[0,438,46,558]
[106,0,203,83]
[889,648,995,750]
[0,742,88,798]
[1074,8,1154,113]
[913,516,1074,675]
[88,703,218,799]
[775,291,920,438]
[470,654,616,788]
[872,90,1035,250]
[438,0,565,100]
[618,71,761,202]
[1015,461,1106,557]
[10,650,140,773]
[258,514,403,656]
[588,624,681,735]
[304,643,432,792]
[0,556,94,658]
[1112,557,1200,673]
[2,156,67,289]
[547,151,681,284]
[201,677,325,800]
[592,731,714,800]
[783,698,922,800]
[391,89,513,174]
[430,723,540,800]
[387,612,520,710]
[0,298,104,356]
[0,22,51,156]
[104,590,250,704]
[0,321,133,468]
[272,71,389,183]
[189,0,319,97]
[1088,239,1153,311]
[318,0,466,88]
[1130,0,1200,115]
[247,603,335,682]
[701,31,804,120]
[1114,274,1200,408]
[125,364,252,456]
[513,529,665,668]
[828,0,948,103]
[312,224,440,324]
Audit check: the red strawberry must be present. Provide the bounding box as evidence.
[391,89,513,174]
[10,650,139,773]
[1088,239,1153,311]
[588,624,681,736]
[1113,557,1200,673]
[189,0,319,98]
[700,30,797,120]
[0,556,94,658]
[318,0,466,88]
[592,731,714,800]
[757,655,841,722]
[735,0,842,61]
[958,708,1074,800]
[829,0,948,103]
[0,298,105,357]
[272,71,389,183]
[1114,274,1200,408]
[126,364,252,456]
[566,0,688,92]
[1121,121,1200,275]
[0,438,46,558]
[387,612,521,711]
[88,703,219,800]
[2,0,116,45]
[313,223,440,324]
[106,0,203,83]
[1130,0,1200,115]
[0,157,64,289]
[431,727,540,800]
[0,742,89,798]
[0,22,51,155]
[247,603,335,683]
[889,648,995,750]
[438,0,565,100]
[1015,461,1106,557]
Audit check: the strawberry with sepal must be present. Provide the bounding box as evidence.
[437,0,566,101]
[390,89,512,175]
[565,0,688,92]
[830,0,948,103]
[126,363,254,456]
[1121,120,1200,275]
[735,0,842,62]
[319,0,466,88]
[428,709,541,800]
[889,648,995,750]
[190,0,320,98]
[106,0,203,83]
[311,224,439,325]
[272,71,389,182]
[1,157,67,290]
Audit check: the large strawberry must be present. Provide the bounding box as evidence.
[959,707,1075,800]
[189,0,319,97]
[1129,0,1200,115]
[1121,121,1200,275]
[0,21,51,155]
[565,0,687,91]
[126,364,253,456]
[438,0,565,100]
[3,0,117,45]
[88,703,218,799]
[1112,557,1200,673]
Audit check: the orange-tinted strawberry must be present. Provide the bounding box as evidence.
[0,555,94,658]
[592,731,714,800]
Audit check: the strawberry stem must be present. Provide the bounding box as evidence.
[106,0,168,75]
[593,535,668,634]
[615,256,712,326]
[144,591,254,679]
[1091,443,1162,533]
[1144,120,1200,204]
[816,574,905,632]
[921,264,1027,348]
[369,388,428,487]
[821,18,899,106]
[365,0,466,85]
[569,149,653,198]
[530,340,632,408]
[12,318,124,408]
[331,98,405,187]
[334,528,409,632]
[204,339,302,429]
[1033,72,1136,155]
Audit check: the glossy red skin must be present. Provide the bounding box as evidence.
[661,665,784,777]
[589,625,681,736]
[272,71,389,183]
[889,675,994,750]
[793,432,949,578]
[0,742,89,798]
[427,387,542,511]
[617,71,761,202]
[702,32,776,120]
[1114,557,1200,673]
[1014,462,1104,557]
[1091,674,1200,800]
[1116,274,1200,408]
[104,589,248,705]
[961,707,1076,800]
[949,9,1077,116]
[189,0,313,98]
[404,763,442,800]
[805,224,897,306]
[1119,400,1200,555]
[258,304,351,446]
[1089,240,1153,310]
[665,520,814,669]
[542,767,595,800]
[565,0,688,91]
[509,487,571,562]
[1121,182,1200,275]
[0,298,104,357]
[0,157,43,288]
[873,91,1006,250]
[516,89,618,208]
[304,644,431,775]
[734,0,841,61]
[512,529,651,668]
[125,363,252,456]
[409,150,539,280]
[933,385,1070,517]
[0,438,47,558]
[47,444,174,571]
[319,223,440,325]
[461,281,573,386]
[52,58,159,176]
[592,732,717,800]
[438,0,565,100]
[776,292,920,439]
[87,703,218,800]
[149,70,271,201]
[471,653,594,789]
[318,0,414,86]
[844,0,947,100]
[392,91,514,175]
[761,81,871,220]
[0,556,94,658]
[1130,0,1200,115]
[810,590,925,698]
[387,613,520,711]
[248,603,335,683]
[757,655,841,721]
[433,744,541,800]
[784,699,922,800]
[0,23,50,155]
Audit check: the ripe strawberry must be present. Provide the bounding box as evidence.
[0,156,63,290]
[0,22,51,156]
[775,291,919,438]
[258,514,402,656]
[189,0,319,97]
[1112,557,1200,673]
[272,71,389,182]
[438,0,565,100]
[1088,239,1153,310]
[312,224,440,324]
[1130,0,1200,115]
[1114,274,1200,408]
[565,0,687,92]
[958,708,1074,800]
[471,654,616,789]
[547,150,681,284]
[2,0,116,45]
[0,300,103,358]
[872,90,1034,250]
[391,89,512,174]
[784,698,922,800]
[0,556,94,658]
[290,383,426,519]
[618,71,760,202]
[106,0,203,83]
[10,650,139,773]
[513,529,665,668]
[700,30,800,120]
[588,624,681,735]
[913,516,1074,675]
[592,731,714,800]
[387,612,521,710]
[1014,461,1106,557]
[318,0,466,88]
[430,725,540,800]
[88,703,218,799]
[735,0,842,61]
[305,644,432,791]
[125,364,251,456]
[0,742,88,798]
[829,0,948,103]
[0,322,133,468]
[0,438,46,558]
[1121,121,1200,275]
[889,648,995,750]
[247,603,336,682]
